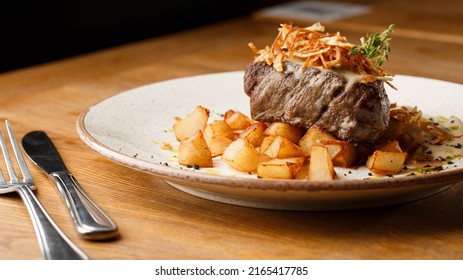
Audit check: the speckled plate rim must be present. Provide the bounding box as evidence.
[76,71,463,210]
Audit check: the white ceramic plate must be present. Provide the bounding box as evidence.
[77,72,463,210]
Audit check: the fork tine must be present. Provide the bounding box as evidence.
[0,125,18,183]
[0,120,88,259]
[5,120,34,186]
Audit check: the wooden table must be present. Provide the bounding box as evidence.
[1,0,462,260]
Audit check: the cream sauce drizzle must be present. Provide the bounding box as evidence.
[406,115,463,173]
[285,59,363,92]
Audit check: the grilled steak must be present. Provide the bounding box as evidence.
[244,61,390,143]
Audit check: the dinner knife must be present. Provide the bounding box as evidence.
[22,131,118,240]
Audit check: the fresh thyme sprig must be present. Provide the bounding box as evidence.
[349,24,395,67]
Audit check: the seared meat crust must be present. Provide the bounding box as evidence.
[244,61,390,143]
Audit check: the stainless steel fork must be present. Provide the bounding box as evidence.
[0,120,88,260]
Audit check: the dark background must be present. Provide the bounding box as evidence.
[0,1,287,73]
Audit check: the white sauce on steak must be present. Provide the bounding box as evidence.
[286,59,363,92]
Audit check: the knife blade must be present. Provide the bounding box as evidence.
[22,131,118,240]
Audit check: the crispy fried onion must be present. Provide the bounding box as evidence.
[248,22,394,84]
[390,105,461,144]
[421,118,463,144]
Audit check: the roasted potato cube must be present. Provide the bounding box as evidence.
[208,135,234,157]
[320,139,358,167]
[173,106,210,141]
[366,150,408,174]
[264,122,305,143]
[383,117,407,140]
[221,138,259,173]
[294,160,310,179]
[224,110,252,130]
[203,120,235,157]
[240,122,267,147]
[298,126,336,156]
[259,136,276,154]
[257,157,306,179]
[257,153,271,165]
[203,120,234,142]
[374,140,403,153]
[257,136,276,165]
[308,145,336,181]
[223,109,236,120]
[178,130,212,167]
[263,136,306,159]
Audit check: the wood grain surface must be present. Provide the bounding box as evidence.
[0,0,462,259]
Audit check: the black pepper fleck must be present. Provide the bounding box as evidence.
[433,166,444,171]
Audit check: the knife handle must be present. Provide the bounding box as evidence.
[50,171,118,240]
[16,185,89,260]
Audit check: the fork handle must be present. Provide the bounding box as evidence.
[16,185,89,260]
[49,171,118,240]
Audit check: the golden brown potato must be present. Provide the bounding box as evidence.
[294,160,310,179]
[221,138,259,173]
[256,135,276,164]
[308,145,336,181]
[366,150,408,174]
[259,136,276,154]
[373,140,403,153]
[173,106,210,141]
[257,157,306,179]
[203,120,236,157]
[320,139,358,167]
[203,120,234,142]
[257,153,271,165]
[208,135,234,157]
[223,109,236,120]
[263,136,306,159]
[174,106,420,181]
[178,130,213,167]
[240,121,267,147]
[264,122,305,143]
[298,126,336,156]
[224,110,252,130]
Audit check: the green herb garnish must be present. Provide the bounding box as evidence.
[349,24,395,67]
